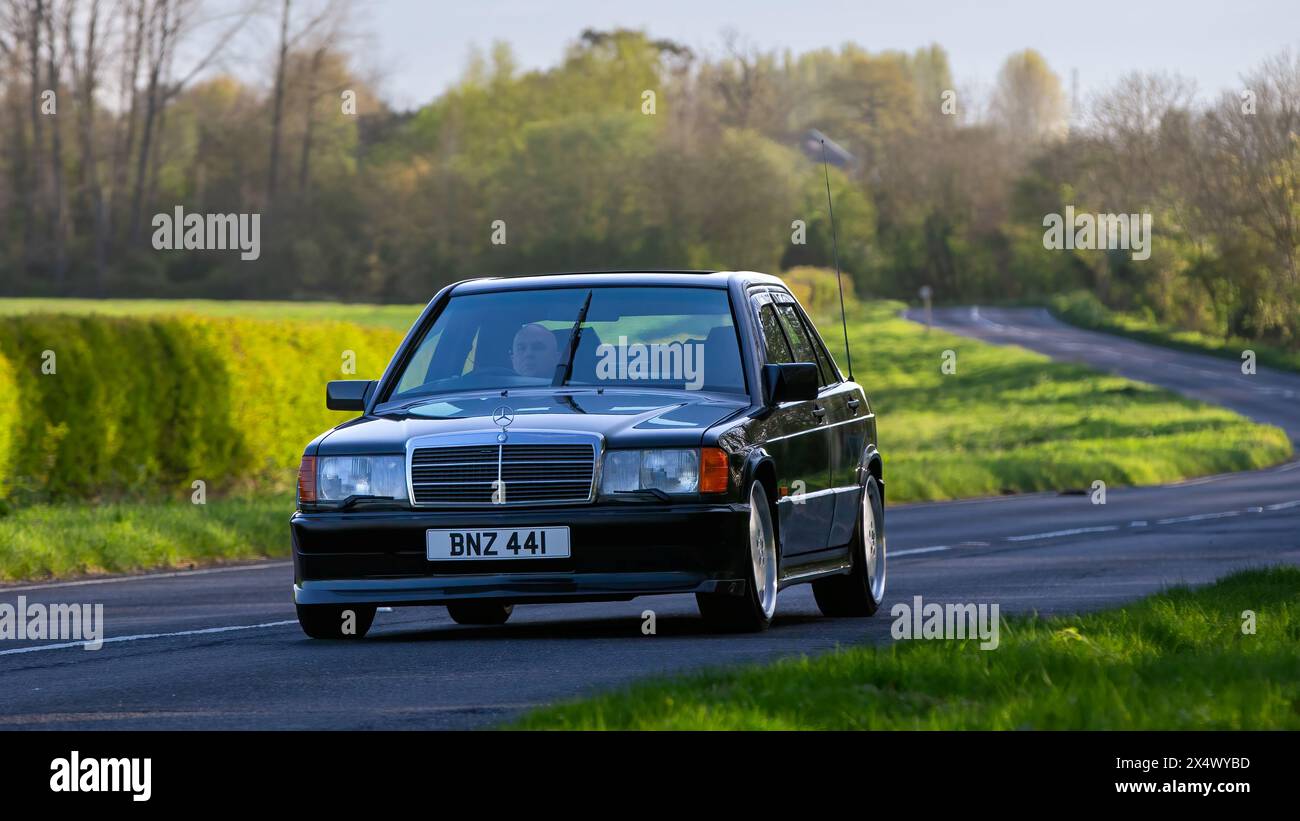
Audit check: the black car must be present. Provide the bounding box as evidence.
[292,270,886,637]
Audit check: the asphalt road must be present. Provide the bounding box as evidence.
[2,306,1298,730]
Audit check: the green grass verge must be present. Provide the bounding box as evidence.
[16,295,1290,504]
[827,301,1292,503]
[0,494,292,582]
[0,297,425,332]
[512,566,1300,729]
[1049,290,1300,374]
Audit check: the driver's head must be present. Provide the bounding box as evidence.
[511,323,560,378]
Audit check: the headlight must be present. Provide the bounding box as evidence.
[601,449,699,495]
[317,456,406,501]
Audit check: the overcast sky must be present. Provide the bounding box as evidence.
[359,0,1296,110]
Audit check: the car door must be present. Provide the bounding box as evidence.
[778,298,869,549]
[751,291,834,556]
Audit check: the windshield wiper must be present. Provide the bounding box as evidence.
[552,289,593,387]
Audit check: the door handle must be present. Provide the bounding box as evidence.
[812,406,826,419]
[847,398,861,411]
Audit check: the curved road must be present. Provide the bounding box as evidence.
[2,307,1298,729]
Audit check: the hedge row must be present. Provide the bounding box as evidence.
[0,314,404,503]
[0,348,15,499]
[781,266,857,317]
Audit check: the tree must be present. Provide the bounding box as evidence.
[990,49,1069,154]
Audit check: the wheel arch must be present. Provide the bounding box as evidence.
[740,448,777,496]
[862,446,884,501]
[741,448,781,558]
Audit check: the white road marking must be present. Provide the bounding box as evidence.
[1169,475,1229,487]
[891,546,951,557]
[1005,526,1119,542]
[0,561,292,593]
[1265,500,1300,511]
[1156,511,1240,525]
[966,307,1031,336]
[0,620,299,656]
[890,497,1298,558]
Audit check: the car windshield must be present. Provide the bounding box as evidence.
[386,285,747,401]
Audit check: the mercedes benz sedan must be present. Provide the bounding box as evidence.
[292,270,886,637]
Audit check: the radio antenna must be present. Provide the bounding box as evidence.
[820,138,854,381]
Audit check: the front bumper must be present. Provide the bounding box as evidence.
[291,503,749,607]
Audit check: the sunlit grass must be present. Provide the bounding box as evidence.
[10,298,1288,502]
[0,495,291,582]
[512,567,1300,729]
[0,297,425,332]
[1050,290,1300,374]
[821,302,1292,502]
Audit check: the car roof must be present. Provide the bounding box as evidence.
[449,269,787,295]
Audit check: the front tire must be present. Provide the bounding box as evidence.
[447,601,514,625]
[296,603,376,639]
[697,480,778,632]
[813,474,886,617]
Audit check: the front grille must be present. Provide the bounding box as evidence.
[410,442,596,506]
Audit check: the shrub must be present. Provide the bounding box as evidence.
[0,348,15,499]
[0,314,404,503]
[1049,290,1113,328]
[780,266,858,316]
[1049,290,1300,374]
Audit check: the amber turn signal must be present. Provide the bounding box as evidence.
[699,447,729,494]
[297,456,317,503]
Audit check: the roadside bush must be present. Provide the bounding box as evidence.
[1050,290,1300,374]
[780,266,858,316]
[0,314,404,503]
[0,349,15,500]
[1048,290,1112,327]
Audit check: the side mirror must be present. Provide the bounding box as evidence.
[327,380,376,412]
[762,363,819,405]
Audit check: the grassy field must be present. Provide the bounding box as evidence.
[1049,290,1300,374]
[0,297,424,332]
[0,293,1290,580]
[3,294,1290,503]
[0,495,291,582]
[512,566,1300,729]
[833,301,1291,502]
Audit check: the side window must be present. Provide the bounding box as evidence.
[775,303,821,379]
[757,303,794,364]
[795,308,840,385]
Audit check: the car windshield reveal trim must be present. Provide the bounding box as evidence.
[380,284,749,405]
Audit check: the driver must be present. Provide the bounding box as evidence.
[511,323,560,378]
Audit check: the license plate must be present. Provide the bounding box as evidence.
[426,527,570,560]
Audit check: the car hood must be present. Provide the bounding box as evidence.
[315,389,750,454]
